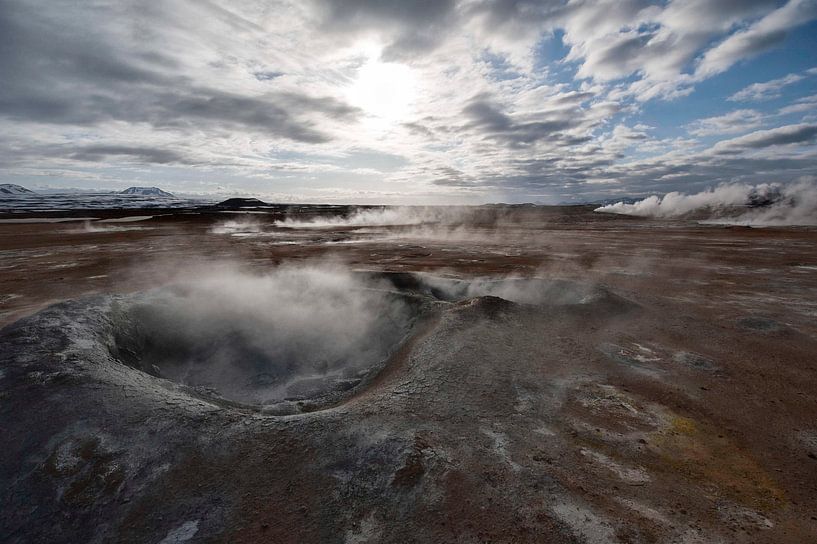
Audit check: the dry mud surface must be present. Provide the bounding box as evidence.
[1,206,817,543]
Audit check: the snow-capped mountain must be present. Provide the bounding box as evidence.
[0,184,35,195]
[119,186,174,197]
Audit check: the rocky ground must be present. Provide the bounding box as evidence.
[1,206,816,543]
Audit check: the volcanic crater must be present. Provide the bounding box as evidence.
[89,272,626,414]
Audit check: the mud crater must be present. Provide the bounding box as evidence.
[110,283,418,411]
[104,271,628,412]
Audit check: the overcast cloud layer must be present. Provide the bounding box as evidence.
[1,0,816,203]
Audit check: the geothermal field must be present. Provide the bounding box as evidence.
[1,200,816,543]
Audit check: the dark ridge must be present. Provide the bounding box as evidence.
[211,197,270,209]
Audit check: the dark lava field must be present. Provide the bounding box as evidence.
[1,205,816,543]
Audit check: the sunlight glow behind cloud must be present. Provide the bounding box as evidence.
[347,55,417,129]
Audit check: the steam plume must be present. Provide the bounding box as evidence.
[595,180,817,226]
[275,206,451,228]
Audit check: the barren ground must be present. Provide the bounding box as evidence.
[1,205,816,543]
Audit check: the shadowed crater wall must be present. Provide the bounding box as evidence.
[108,265,421,411]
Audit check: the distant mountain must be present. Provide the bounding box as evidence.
[120,186,174,197]
[212,197,269,209]
[0,184,35,195]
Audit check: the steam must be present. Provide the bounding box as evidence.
[275,206,451,229]
[272,205,533,246]
[209,217,264,236]
[72,220,146,233]
[416,274,599,306]
[117,261,413,407]
[595,180,817,226]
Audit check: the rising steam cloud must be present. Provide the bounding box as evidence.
[72,220,147,233]
[595,180,817,226]
[209,217,264,236]
[275,206,452,228]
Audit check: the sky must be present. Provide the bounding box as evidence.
[1,0,816,204]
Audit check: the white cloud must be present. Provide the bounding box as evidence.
[729,70,815,102]
[696,0,817,79]
[712,123,817,152]
[687,110,765,137]
[778,94,817,115]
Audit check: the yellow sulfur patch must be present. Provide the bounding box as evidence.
[651,415,786,511]
[670,416,697,435]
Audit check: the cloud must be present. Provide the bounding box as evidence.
[713,123,817,152]
[778,94,817,115]
[687,110,765,137]
[563,0,780,89]
[147,89,360,143]
[0,1,360,144]
[254,71,284,81]
[461,95,585,148]
[696,0,817,78]
[313,0,459,60]
[70,146,188,165]
[729,72,807,102]
[429,166,475,187]
[0,0,815,202]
